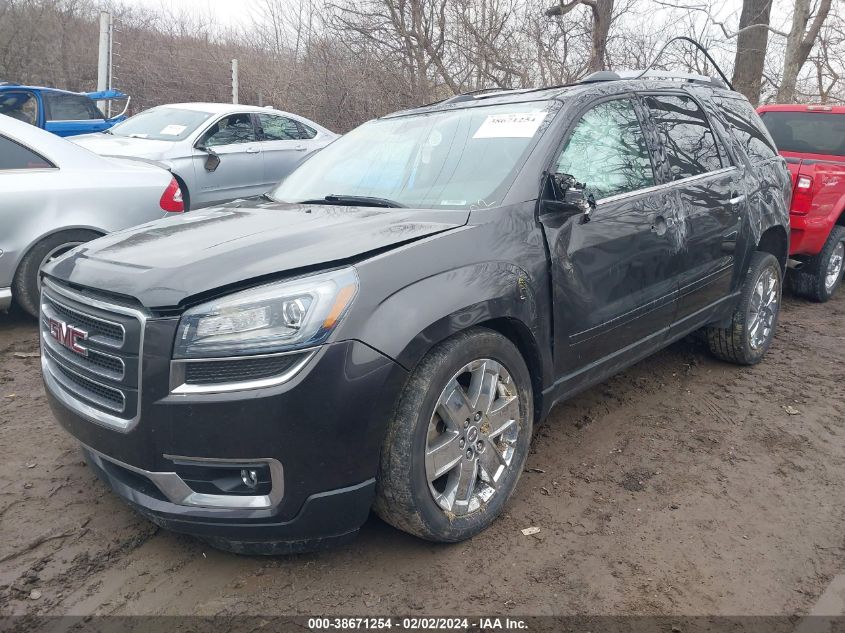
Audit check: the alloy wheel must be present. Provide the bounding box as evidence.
[747,266,779,350]
[424,359,520,516]
[824,240,844,293]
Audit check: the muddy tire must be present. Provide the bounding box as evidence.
[373,328,533,542]
[12,230,100,318]
[788,226,845,303]
[706,252,782,366]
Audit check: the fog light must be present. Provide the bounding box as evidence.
[241,468,258,489]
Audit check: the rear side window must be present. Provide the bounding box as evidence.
[714,96,778,162]
[44,93,102,121]
[257,114,302,141]
[0,136,54,170]
[555,98,655,200]
[645,95,722,180]
[760,111,845,157]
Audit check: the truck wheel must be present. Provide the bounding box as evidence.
[12,230,100,318]
[706,252,782,366]
[374,328,533,542]
[789,226,845,303]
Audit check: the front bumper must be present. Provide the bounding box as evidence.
[83,445,377,553]
[44,300,408,549]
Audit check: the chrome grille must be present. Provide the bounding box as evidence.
[40,280,145,431]
[42,296,124,346]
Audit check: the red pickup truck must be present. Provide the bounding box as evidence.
[758,104,845,302]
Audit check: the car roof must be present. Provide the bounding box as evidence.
[0,113,111,167]
[758,103,845,114]
[149,103,335,134]
[0,84,89,97]
[386,76,742,119]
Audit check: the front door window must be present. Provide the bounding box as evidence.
[555,99,655,200]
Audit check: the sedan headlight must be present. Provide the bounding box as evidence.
[174,267,359,358]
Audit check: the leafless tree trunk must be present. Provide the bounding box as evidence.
[778,0,832,102]
[731,0,774,105]
[546,0,614,73]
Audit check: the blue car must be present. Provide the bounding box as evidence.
[0,82,129,137]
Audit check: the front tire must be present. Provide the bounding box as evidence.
[13,230,101,317]
[374,328,533,542]
[788,225,845,303]
[706,251,782,365]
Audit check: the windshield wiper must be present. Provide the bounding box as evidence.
[299,194,406,208]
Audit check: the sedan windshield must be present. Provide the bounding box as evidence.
[109,107,213,141]
[270,100,559,210]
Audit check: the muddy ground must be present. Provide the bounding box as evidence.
[0,292,843,626]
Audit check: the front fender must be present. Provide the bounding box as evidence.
[352,261,541,373]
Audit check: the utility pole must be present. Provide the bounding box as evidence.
[231,59,239,104]
[97,11,112,114]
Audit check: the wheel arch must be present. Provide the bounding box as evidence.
[756,225,789,273]
[13,225,107,280]
[471,317,546,424]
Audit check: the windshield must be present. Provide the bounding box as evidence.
[270,100,559,210]
[109,107,213,141]
[761,111,845,157]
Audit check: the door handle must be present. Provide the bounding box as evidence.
[294,145,307,151]
[651,215,668,236]
[246,147,260,154]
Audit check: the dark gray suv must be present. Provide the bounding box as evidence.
[40,71,790,553]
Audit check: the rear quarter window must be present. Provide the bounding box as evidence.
[713,96,778,162]
[0,136,55,170]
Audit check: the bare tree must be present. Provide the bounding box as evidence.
[731,0,774,104]
[778,0,832,102]
[546,0,614,72]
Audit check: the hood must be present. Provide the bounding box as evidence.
[70,133,176,160]
[45,201,469,309]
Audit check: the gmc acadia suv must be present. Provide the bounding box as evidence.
[40,72,790,553]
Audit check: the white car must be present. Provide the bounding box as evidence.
[0,114,183,317]
[71,103,338,210]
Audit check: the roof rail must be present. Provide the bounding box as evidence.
[635,36,733,90]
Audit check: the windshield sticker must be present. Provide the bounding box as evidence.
[473,112,547,139]
[160,124,187,136]
[440,199,467,206]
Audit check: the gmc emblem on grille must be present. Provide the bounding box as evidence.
[48,318,89,357]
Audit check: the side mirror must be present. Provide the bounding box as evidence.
[198,145,221,172]
[550,172,596,222]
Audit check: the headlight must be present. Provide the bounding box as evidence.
[174,267,359,358]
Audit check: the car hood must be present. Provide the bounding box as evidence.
[45,201,469,309]
[70,133,177,160]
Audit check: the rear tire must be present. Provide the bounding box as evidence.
[788,226,845,303]
[374,328,533,542]
[12,230,100,318]
[706,252,782,366]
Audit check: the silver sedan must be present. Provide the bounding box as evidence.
[0,113,183,317]
[71,103,338,210]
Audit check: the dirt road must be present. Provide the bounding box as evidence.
[1,293,844,626]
